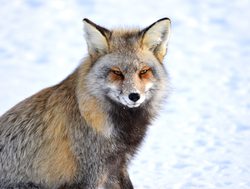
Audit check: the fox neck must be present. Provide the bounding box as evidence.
[107,99,153,151]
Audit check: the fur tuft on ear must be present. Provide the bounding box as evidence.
[142,18,171,62]
[83,18,110,57]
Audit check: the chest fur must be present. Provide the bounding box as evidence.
[109,105,152,154]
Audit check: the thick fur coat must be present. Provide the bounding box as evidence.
[0,18,171,189]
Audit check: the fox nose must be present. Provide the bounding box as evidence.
[128,93,140,102]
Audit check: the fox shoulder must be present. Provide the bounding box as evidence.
[0,78,78,185]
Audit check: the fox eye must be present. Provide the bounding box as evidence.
[140,69,149,75]
[112,70,123,76]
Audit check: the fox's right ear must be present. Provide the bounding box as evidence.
[83,18,110,57]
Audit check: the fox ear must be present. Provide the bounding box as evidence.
[141,18,171,62]
[83,18,110,57]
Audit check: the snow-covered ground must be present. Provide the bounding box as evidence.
[0,1,250,188]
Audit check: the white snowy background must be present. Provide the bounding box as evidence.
[0,0,250,188]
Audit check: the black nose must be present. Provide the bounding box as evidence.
[128,93,140,102]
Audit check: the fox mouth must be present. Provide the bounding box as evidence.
[118,96,142,108]
[106,89,145,108]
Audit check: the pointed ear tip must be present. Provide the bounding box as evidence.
[83,18,93,25]
[83,19,94,30]
[157,17,171,26]
[160,17,171,21]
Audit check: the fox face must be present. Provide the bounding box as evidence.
[91,51,166,108]
[106,60,154,108]
[83,18,171,108]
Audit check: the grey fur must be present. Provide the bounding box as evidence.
[0,18,171,189]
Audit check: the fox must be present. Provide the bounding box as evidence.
[0,17,171,189]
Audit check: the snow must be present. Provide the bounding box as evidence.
[0,0,250,188]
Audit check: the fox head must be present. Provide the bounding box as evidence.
[81,18,171,109]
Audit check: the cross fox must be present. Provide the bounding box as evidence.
[0,17,171,188]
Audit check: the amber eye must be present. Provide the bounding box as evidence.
[112,70,123,76]
[140,69,149,75]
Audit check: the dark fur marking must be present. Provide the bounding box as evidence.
[108,99,151,153]
[83,18,110,38]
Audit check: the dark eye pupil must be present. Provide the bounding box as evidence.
[141,70,147,74]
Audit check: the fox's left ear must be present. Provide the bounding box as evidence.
[141,18,171,62]
[83,18,111,57]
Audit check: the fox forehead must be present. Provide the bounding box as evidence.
[108,29,163,65]
[96,48,159,72]
[109,29,142,51]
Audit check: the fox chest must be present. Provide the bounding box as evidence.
[109,105,151,151]
[69,104,150,179]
